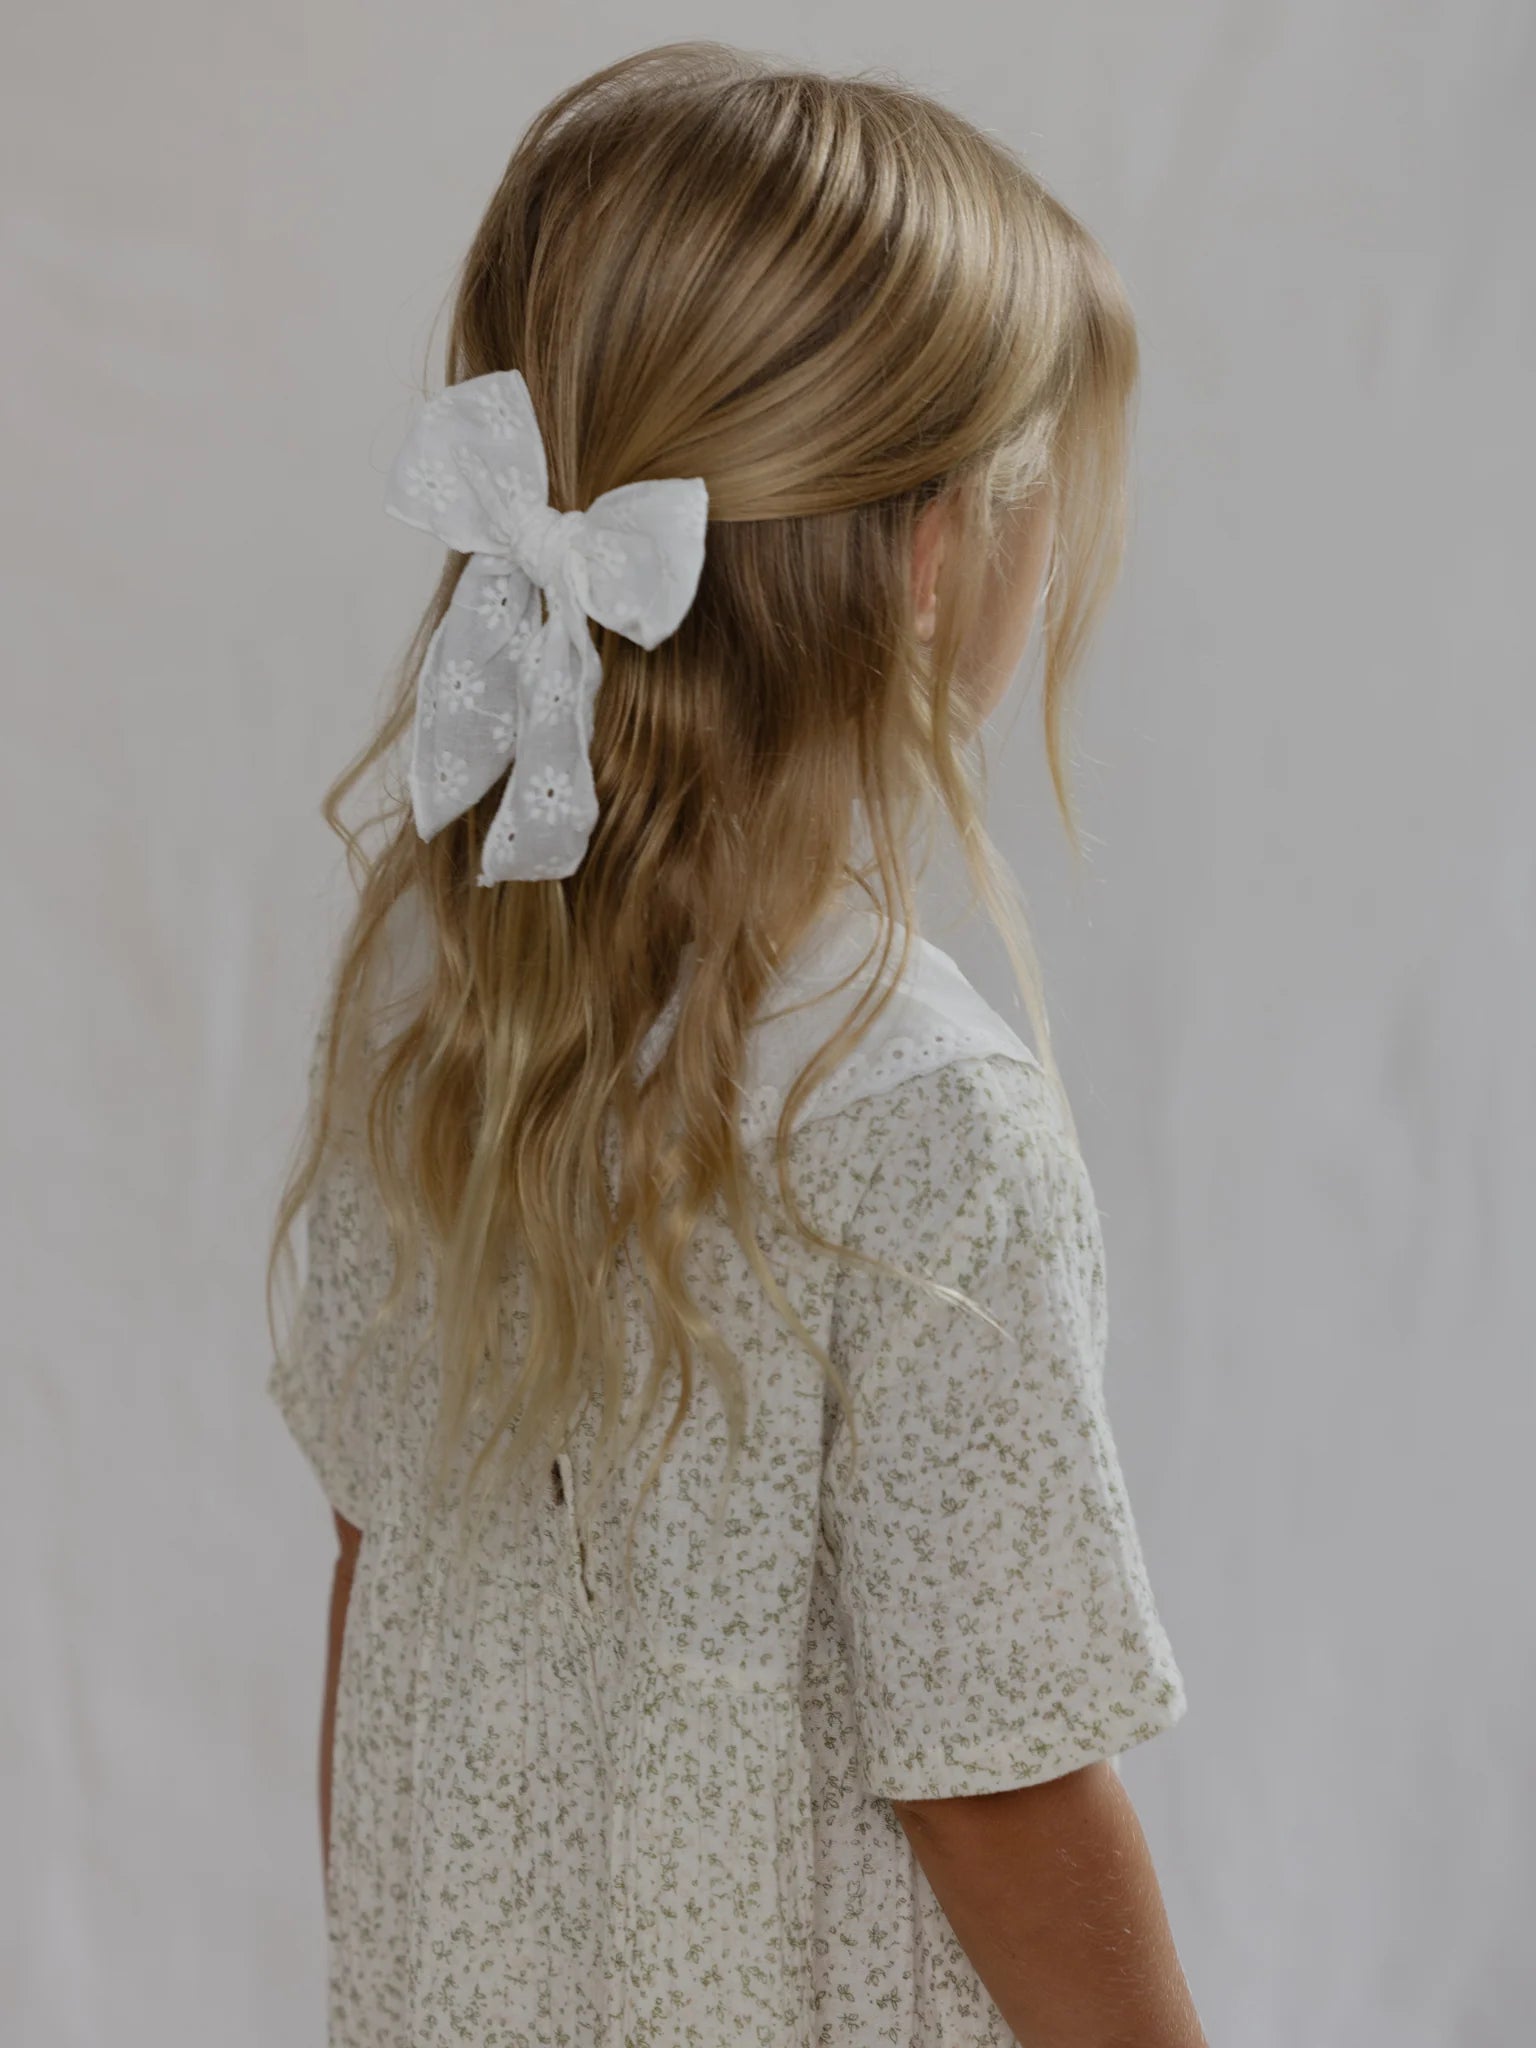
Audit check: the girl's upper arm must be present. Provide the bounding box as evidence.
[821,1053,1187,1804]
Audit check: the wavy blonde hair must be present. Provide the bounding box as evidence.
[266,40,1139,1577]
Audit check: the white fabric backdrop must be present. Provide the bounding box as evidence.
[4,3,1530,2041]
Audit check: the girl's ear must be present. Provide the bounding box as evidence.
[910,496,954,644]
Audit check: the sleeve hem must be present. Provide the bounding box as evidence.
[863,1682,1189,1804]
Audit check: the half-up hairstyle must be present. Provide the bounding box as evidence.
[266,40,1141,1580]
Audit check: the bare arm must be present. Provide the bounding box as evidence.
[321,1508,362,1897]
[892,1761,1206,2048]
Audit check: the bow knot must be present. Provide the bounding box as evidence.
[512,502,587,598]
[385,370,709,885]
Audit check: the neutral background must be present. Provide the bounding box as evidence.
[4,3,1531,2042]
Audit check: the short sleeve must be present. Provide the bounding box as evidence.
[265,1037,384,1531]
[821,1052,1187,1801]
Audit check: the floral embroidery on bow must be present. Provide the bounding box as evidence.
[385,369,709,884]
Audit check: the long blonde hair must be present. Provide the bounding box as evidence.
[265,40,1140,1571]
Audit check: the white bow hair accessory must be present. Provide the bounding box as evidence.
[385,369,709,884]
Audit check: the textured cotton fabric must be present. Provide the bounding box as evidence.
[267,900,1187,2045]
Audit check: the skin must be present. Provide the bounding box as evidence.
[319,496,1206,2040]
[894,1768,1207,2047]
[912,485,1058,720]
[320,1508,361,1894]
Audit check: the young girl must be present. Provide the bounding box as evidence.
[267,40,1204,2048]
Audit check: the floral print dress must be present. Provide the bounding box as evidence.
[267,898,1187,2045]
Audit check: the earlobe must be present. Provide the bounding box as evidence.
[911,497,950,644]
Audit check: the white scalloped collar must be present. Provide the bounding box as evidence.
[373,886,1037,1141]
[639,896,1039,1143]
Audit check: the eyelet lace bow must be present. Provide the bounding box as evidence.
[385,369,709,884]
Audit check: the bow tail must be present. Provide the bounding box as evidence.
[478,601,603,886]
[408,558,537,842]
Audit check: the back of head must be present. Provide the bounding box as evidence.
[270,40,1141,1553]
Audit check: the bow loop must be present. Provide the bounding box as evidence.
[384,371,709,884]
[576,480,711,650]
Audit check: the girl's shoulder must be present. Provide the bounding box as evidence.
[328,886,1061,1159]
[736,902,1057,1151]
